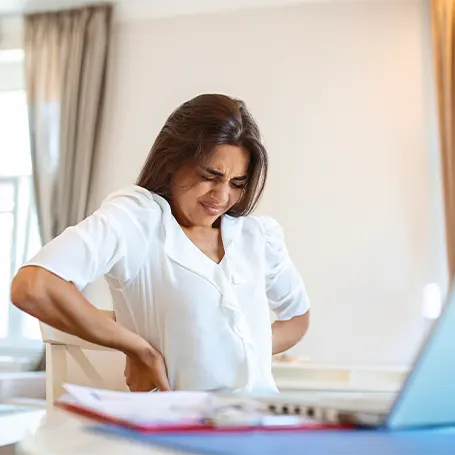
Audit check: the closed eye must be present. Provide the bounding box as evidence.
[201,174,215,182]
[231,181,246,189]
[200,167,247,189]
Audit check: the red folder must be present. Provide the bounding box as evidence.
[57,401,353,433]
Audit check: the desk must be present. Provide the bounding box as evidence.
[17,408,183,455]
[17,404,455,455]
[16,391,376,455]
[0,408,45,449]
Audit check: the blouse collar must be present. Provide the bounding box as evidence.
[152,193,244,283]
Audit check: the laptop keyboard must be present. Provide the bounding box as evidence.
[263,392,395,423]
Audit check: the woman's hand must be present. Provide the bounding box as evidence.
[124,347,171,392]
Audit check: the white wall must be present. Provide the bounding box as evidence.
[0,17,25,91]
[0,16,23,49]
[87,0,447,365]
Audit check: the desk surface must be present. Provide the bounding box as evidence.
[0,406,45,448]
[15,391,370,455]
[17,408,182,455]
[16,404,455,455]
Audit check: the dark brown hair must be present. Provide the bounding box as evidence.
[136,93,268,217]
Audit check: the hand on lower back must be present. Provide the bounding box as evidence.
[124,348,171,392]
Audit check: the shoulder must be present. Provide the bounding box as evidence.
[95,185,163,235]
[241,215,285,242]
[100,185,158,213]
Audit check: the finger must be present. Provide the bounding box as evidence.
[156,375,171,391]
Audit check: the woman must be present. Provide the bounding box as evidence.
[11,94,310,393]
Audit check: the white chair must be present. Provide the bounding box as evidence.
[39,310,127,408]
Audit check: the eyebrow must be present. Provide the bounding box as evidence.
[201,167,247,181]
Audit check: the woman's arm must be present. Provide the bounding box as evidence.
[11,268,170,392]
[272,312,310,355]
[10,189,172,391]
[11,265,148,355]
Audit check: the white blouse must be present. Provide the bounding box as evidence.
[27,186,310,393]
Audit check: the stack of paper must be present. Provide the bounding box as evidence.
[60,384,213,429]
[59,384,345,432]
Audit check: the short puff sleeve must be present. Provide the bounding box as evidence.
[25,186,155,290]
[259,216,310,320]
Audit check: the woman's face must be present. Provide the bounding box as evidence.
[170,144,249,228]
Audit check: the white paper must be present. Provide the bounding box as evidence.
[61,384,317,428]
[63,383,211,425]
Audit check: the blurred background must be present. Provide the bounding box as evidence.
[0,1,453,447]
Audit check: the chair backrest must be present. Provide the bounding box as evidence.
[40,310,127,408]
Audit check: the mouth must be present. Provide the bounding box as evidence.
[199,201,225,216]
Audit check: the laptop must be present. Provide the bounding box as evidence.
[259,284,455,429]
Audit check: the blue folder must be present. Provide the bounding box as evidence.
[91,424,455,455]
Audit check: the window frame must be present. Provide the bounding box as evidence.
[0,51,43,358]
[0,176,43,356]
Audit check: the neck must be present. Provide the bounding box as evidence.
[170,204,223,230]
[182,222,221,233]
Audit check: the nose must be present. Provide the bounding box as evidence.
[210,181,230,205]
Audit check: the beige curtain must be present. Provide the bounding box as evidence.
[25,4,112,244]
[24,5,112,369]
[431,0,455,280]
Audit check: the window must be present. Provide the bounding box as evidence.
[0,51,42,355]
